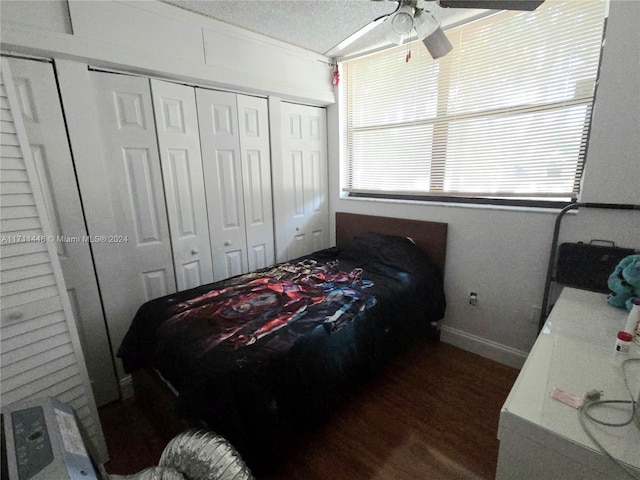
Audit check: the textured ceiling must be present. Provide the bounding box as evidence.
[161,0,489,58]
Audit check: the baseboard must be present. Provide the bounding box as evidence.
[119,374,134,400]
[440,325,529,369]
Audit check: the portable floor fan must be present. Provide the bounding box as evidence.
[325,0,544,59]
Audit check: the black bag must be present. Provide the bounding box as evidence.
[556,241,636,293]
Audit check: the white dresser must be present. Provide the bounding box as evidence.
[496,287,640,480]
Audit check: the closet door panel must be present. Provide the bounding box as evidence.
[287,147,308,260]
[91,71,176,354]
[151,79,213,291]
[1,59,108,461]
[307,147,328,254]
[237,94,274,271]
[196,89,248,281]
[7,58,119,406]
[302,108,328,250]
[279,102,328,260]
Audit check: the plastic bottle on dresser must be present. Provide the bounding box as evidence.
[624,298,640,344]
[615,331,633,354]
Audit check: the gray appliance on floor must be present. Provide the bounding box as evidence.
[2,397,254,480]
[1,397,104,480]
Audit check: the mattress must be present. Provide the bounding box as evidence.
[117,232,446,472]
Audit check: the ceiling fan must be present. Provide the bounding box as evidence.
[325,0,544,59]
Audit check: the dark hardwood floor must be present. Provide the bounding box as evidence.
[99,340,519,479]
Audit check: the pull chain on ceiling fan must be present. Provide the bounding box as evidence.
[384,1,452,59]
[325,0,544,60]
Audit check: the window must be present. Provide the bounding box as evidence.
[341,0,607,206]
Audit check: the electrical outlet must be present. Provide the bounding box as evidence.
[469,292,478,306]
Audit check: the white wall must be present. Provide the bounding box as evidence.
[579,0,640,204]
[0,0,335,105]
[328,0,640,368]
[0,0,72,34]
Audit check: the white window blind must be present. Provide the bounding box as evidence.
[341,0,607,203]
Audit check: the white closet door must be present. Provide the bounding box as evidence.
[151,79,213,290]
[1,58,108,462]
[237,95,275,271]
[196,89,248,281]
[279,102,329,260]
[90,71,176,355]
[7,58,119,406]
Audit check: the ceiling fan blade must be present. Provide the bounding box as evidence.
[438,0,544,11]
[324,13,391,57]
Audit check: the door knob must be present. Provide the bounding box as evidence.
[224,241,231,246]
[191,249,198,255]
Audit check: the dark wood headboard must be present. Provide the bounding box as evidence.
[335,213,448,273]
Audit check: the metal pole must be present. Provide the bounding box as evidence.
[538,202,640,331]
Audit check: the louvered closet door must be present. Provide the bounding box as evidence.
[90,71,176,356]
[151,79,213,290]
[280,102,329,260]
[0,58,108,462]
[237,95,275,271]
[196,89,248,281]
[7,59,119,406]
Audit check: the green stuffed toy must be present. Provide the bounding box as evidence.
[608,254,640,310]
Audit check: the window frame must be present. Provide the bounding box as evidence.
[339,1,608,209]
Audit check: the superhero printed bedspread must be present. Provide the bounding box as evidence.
[117,232,445,472]
[149,258,376,357]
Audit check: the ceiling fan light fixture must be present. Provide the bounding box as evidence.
[414,9,439,40]
[422,26,453,59]
[386,4,415,44]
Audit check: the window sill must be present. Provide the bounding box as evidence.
[340,192,576,214]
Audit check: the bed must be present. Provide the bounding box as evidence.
[117,213,447,473]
